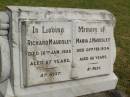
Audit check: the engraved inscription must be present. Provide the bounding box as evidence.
[72,21,112,78]
[21,21,72,86]
[21,20,113,86]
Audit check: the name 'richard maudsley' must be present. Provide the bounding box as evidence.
[33,25,64,34]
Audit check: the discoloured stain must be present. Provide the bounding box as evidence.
[0,6,117,97]
[18,8,22,17]
[105,20,113,26]
[100,12,107,19]
[44,10,53,18]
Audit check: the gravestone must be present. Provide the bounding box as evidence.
[0,6,118,97]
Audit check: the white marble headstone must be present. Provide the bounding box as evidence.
[2,6,118,97]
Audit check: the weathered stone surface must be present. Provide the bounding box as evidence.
[0,80,8,97]
[0,6,118,97]
[79,92,111,97]
[0,12,9,35]
[0,12,10,83]
[21,20,72,86]
[0,12,10,97]
[0,12,9,23]
[79,90,128,97]
[1,90,128,97]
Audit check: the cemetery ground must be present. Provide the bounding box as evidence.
[0,0,130,96]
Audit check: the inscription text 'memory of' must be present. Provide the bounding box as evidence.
[1,6,117,97]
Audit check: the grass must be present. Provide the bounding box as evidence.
[0,0,130,96]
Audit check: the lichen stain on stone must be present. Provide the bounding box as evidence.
[74,10,89,15]
[57,11,63,15]
[12,39,17,47]
[44,10,53,18]
[99,12,107,19]
[18,8,22,17]
[108,14,114,21]
[104,20,113,26]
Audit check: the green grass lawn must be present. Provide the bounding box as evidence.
[0,0,130,96]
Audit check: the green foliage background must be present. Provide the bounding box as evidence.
[0,0,130,96]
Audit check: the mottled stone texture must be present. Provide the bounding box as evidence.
[79,90,128,97]
[0,12,10,97]
[0,6,118,97]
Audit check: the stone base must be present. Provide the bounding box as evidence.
[78,90,128,97]
[4,73,117,97]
